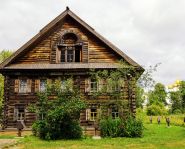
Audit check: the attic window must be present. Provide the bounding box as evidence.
[58,33,82,63]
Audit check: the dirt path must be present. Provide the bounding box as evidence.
[0,139,17,149]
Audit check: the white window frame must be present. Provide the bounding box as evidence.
[90,78,98,93]
[40,79,47,92]
[19,79,27,93]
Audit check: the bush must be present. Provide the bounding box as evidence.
[100,117,122,137]
[173,109,182,114]
[100,116,144,138]
[121,116,144,137]
[30,80,86,140]
[147,104,167,116]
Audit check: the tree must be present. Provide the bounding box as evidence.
[0,50,12,123]
[148,83,167,106]
[179,81,185,113]
[136,63,160,109]
[135,85,145,108]
[29,79,86,140]
[170,91,182,114]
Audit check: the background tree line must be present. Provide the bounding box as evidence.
[0,50,13,123]
[136,64,185,115]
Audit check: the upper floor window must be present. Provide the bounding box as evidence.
[58,33,82,63]
[19,79,27,93]
[40,79,47,92]
[15,79,32,93]
[90,78,98,92]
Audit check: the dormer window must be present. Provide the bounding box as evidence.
[57,33,82,63]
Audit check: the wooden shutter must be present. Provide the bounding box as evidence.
[86,109,91,120]
[27,79,32,93]
[35,79,40,92]
[85,78,90,93]
[13,108,18,121]
[14,79,19,93]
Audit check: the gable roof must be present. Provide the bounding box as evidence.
[0,7,144,71]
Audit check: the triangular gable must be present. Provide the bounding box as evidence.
[0,7,143,70]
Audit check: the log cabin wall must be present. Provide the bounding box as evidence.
[4,74,136,128]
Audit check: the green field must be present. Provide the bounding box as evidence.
[1,123,184,149]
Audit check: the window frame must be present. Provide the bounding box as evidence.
[90,108,98,121]
[39,79,47,92]
[90,78,98,93]
[14,106,25,121]
[19,79,27,93]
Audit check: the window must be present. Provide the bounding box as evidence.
[67,48,74,62]
[111,82,120,92]
[59,33,81,63]
[14,106,25,121]
[19,79,27,93]
[111,106,119,119]
[90,108,97,121]
[61,80,67,91]
[90,78,98,92]
[40,79,47,92]
[60,46,81,62]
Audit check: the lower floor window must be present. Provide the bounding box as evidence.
[86,108,98,121]
[90,108,97,121]
[111,106,119,119]
[14,106,25,121]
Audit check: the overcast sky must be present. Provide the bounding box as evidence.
[0,0,185,85]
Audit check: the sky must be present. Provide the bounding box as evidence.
[0,0,185,86]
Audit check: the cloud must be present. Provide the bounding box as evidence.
[0,0,185,85]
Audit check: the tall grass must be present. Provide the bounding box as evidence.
[136,109,185,127]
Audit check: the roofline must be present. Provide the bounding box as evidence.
[0,7,144,70]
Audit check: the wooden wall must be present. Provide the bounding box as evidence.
[12,16,120,65]
[3,74,136,129]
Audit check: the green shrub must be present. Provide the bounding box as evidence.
[100,116,144,138]
[147,104,167,116]
[100,117,122,137]
[173,109,182,114]
[120,116,144,137]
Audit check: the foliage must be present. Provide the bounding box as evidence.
[135,85,145,108]
[137,63,160,90]
[29,79,86,140]
[120,115,144,138]
[100,116,144,138]
[179,81,185,112]
[0,50,12,124]
[1,124,185,149]
[141,114,185,127]
[146,104,167,116]
[100,117,122,137]
[170,91,183,114]
[148,83,167,106]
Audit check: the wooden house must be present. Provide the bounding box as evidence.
[0,7,144,132]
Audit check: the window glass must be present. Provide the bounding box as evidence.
[90,78,98,92]
[61,50,65,62]
[67,49,74,62]
[112,106,119,119]
[14,107,25,121]
[90,108,97,121]
[19,79,27,93]
[40,79,47,92]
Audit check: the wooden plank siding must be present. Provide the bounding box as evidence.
[3,75,135,128]
[12,16,120,65]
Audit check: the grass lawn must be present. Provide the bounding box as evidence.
[3,123,185,149]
